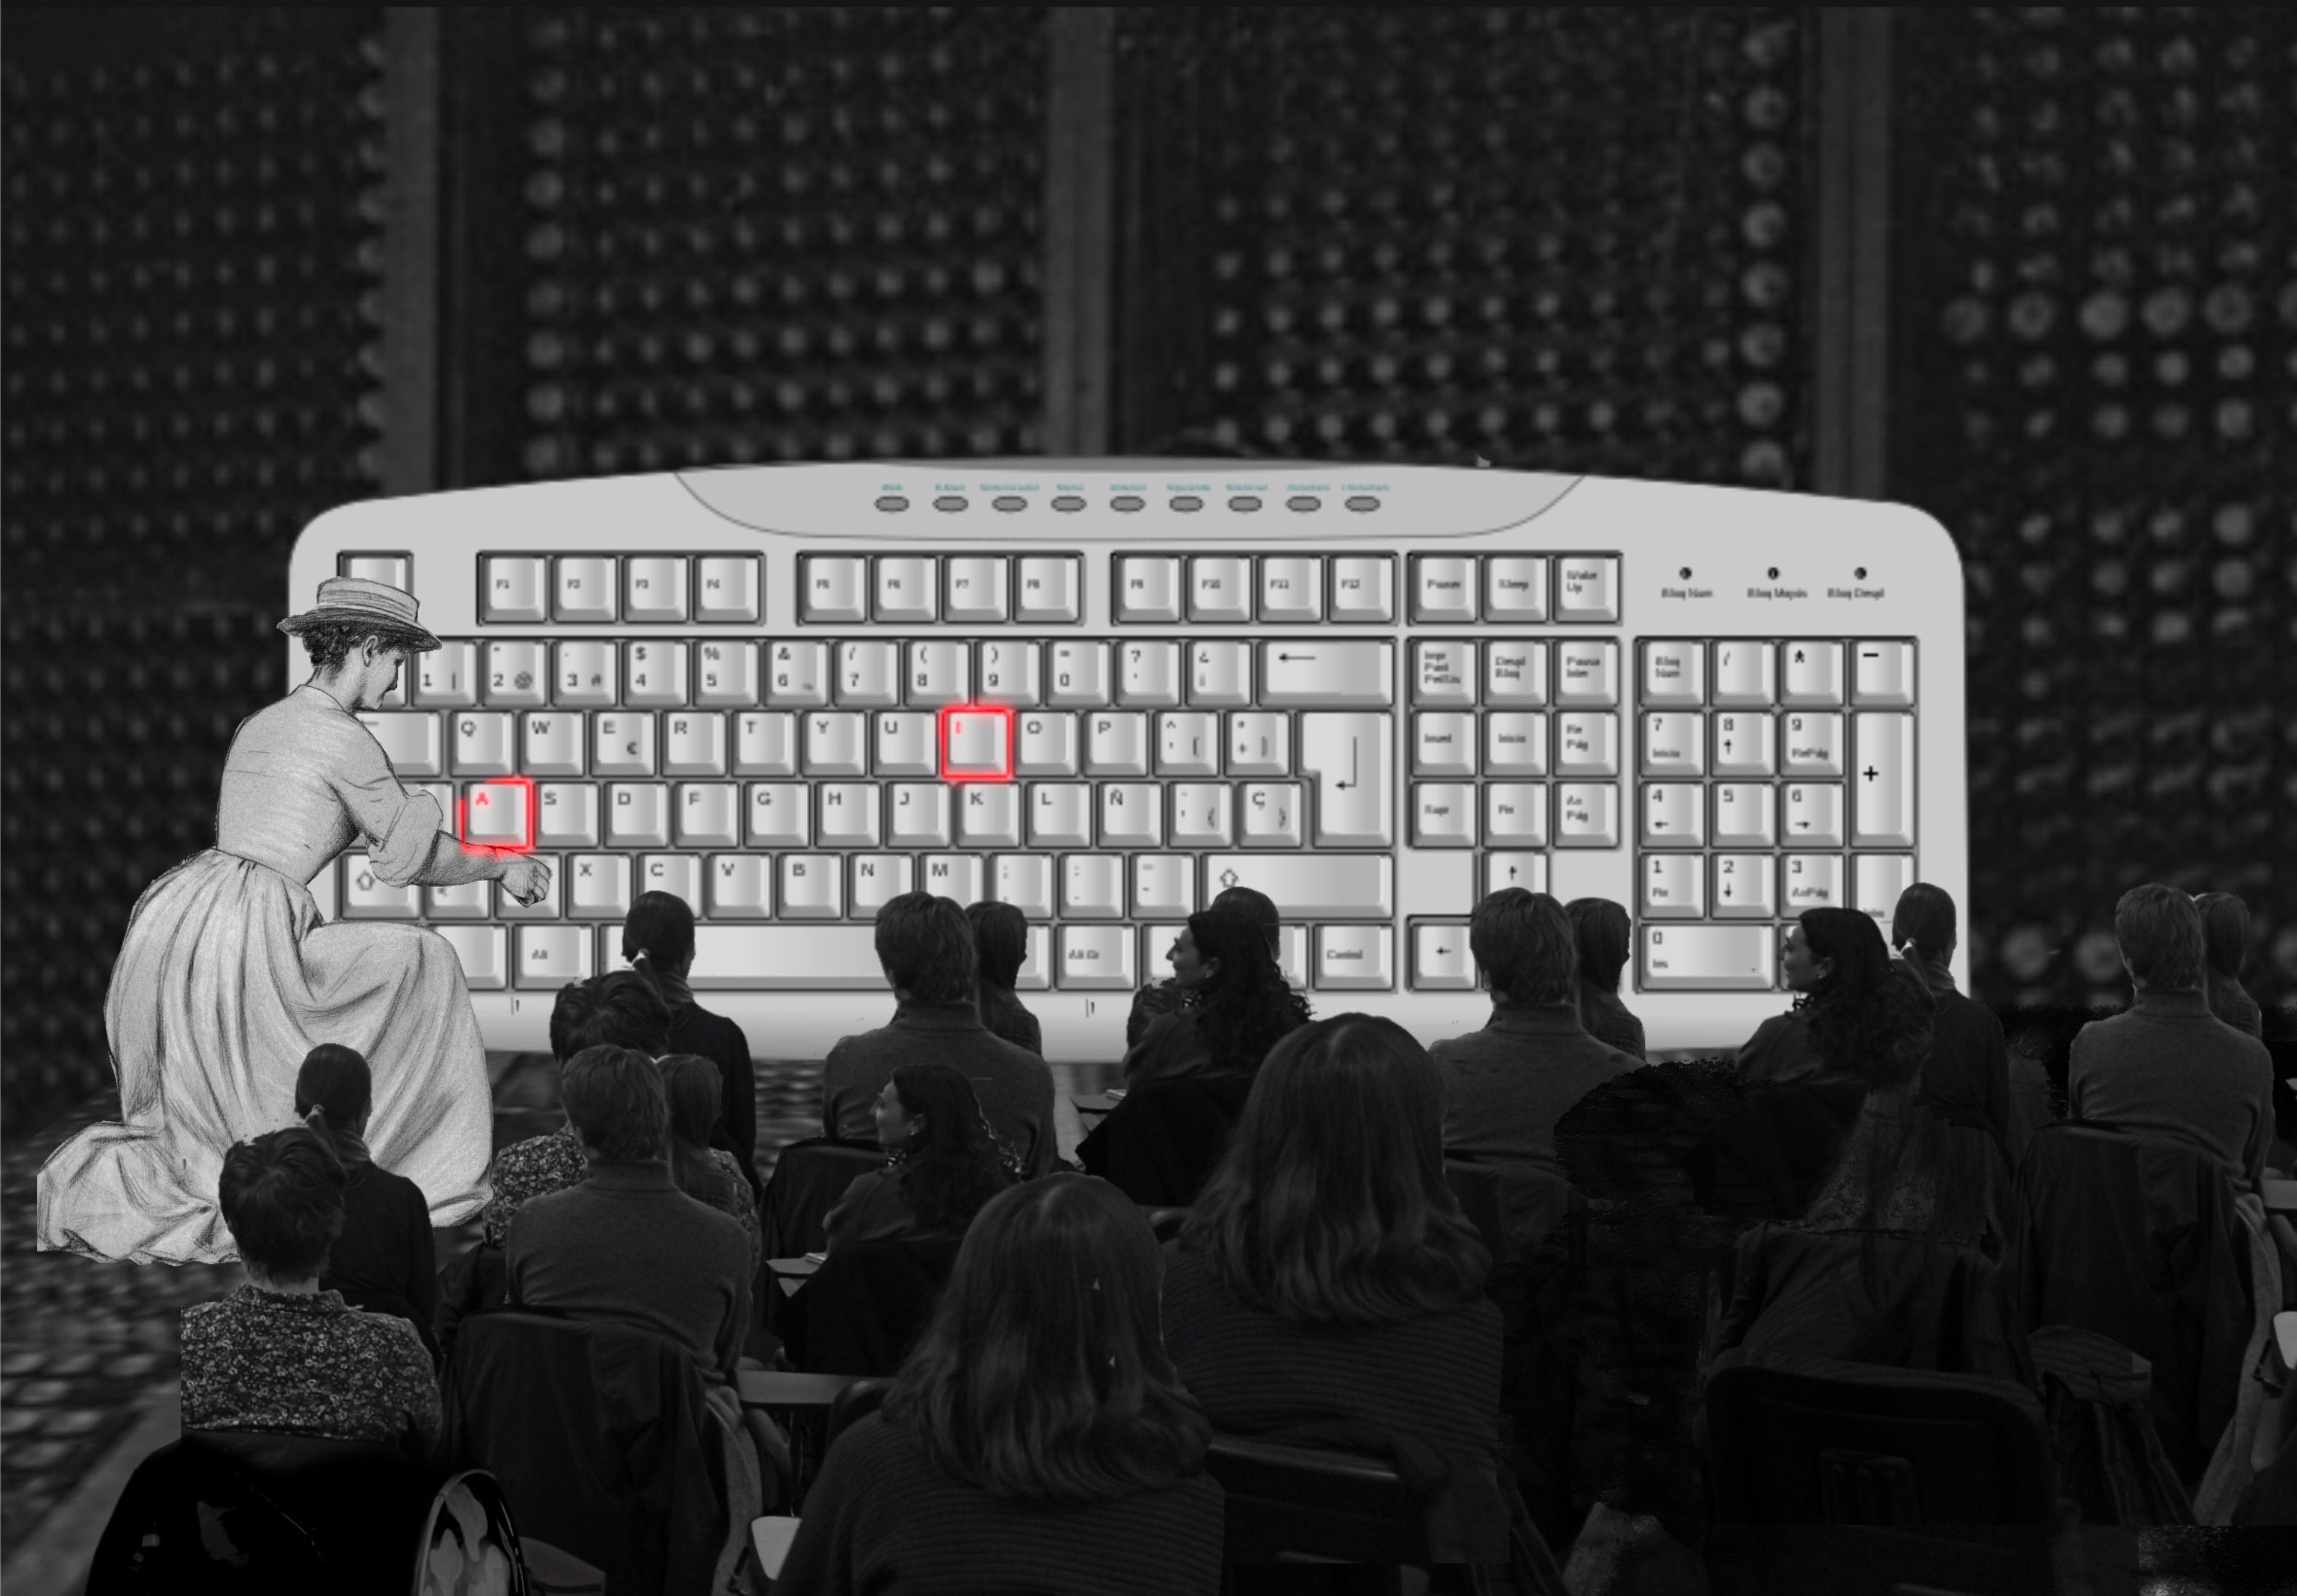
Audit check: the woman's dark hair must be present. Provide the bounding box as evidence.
[885,1063,1016,1235]
[1181,1014,1489,1326]
[1564,897,1631,994]
[1187,908,1312,1073]
[1207,885,1281,955]
[549,969,672,1061]
[560,1044,670,1164]
[875,892,977,1004]
[623,891,699,976]
[1890,882,1958,965]
[882,1174,1211,1503]
[964,899,1029,991]
[2192,892,2250,982]
[297,621,413,676]
[219,1125,348,1279]
[657,1054,731,1205]
[293,1043,373,1135]
[1790,909,1933,1091]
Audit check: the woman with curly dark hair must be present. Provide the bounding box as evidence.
[1737,907,1930,1088]
[822,1063,1017,1253]
[778,1175,1222,1592]
[1120,908,1312,1089]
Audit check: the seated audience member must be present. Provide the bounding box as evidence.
[2195,891,2266,1042]
[778,1174,1223,1595]
[1433,890,1638,1252]
[965,898,1043,1056]
[504,1044,772,1536]
[476,968,671,1248]
[625,891,762,1203]
[660,1053,763,1276]
[1891,882,2015,1166]
[822,893,1065,1177]
[1122,908,1312,1090]
[181,1126,440,1457]
[1565,896,1648,1060]
[1163,1014,1512,1562]
[295,1044,438,1366]
[1127,885,1284,1048]
[1737,908,1895,1085]
[825,1062,1016,1253]
[2070,883,2275,1194]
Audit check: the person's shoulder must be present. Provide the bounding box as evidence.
[494,1128,569,1170]
[339,1303,432,1359]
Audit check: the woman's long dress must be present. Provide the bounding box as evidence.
[38,685,501,1264]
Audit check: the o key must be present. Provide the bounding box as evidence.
[940,705,1015,780]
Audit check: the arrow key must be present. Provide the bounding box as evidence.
[1482,851,1550,897]
[1412,921,1477,991]
[1782,781,1845,847]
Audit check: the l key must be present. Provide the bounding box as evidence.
[1297,714,1393,846]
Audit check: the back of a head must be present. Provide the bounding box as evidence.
[887,1062,1015,1231]
[623,890,698,973]
[560,1043,669,1164]
[1890,882,1958,965]
[1208,885,1282,958]
[1799,908,1931,1088]
[885,1174,1208,1502]
[2115,882,2205,993]
[294,1044,373,1132]
[2191,891,2249,982]
[1563,897,1631,994]
[876,892,977,1004]
[1472,888,1577,1005]
[964,899,1029,992]
[655,1053,723,1149]
[219,1126,348,1279]
[1186,1014,1488,1326]
[549,969,672,1061]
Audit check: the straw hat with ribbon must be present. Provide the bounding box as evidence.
[277,577,442,653]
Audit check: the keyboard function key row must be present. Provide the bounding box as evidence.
[483,555,761,625]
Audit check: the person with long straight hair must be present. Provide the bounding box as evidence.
[1163,1013,1512,1562]
[822,1062,1017,1253]
[1888,883,2015,1168]
[2193,891,2266,1041]
[657,1053,762,1275]
[965,898,1043,1056]
[624,891,762,1202]
[1564,897,1647,1060]
[776,1175,1223,1594]
[294,1043,439,1366]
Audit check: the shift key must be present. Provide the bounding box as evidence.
[1640,924,1774,990]
[1204,854,1393,918]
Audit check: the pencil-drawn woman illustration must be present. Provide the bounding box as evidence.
[38,578,552,1264]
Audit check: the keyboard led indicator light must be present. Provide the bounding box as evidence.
[459,777,538,852]
[939,705,1016,782]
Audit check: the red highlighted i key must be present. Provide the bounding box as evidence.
[939,705,1015,781]
[459,777,537,851]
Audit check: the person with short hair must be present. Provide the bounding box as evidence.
[475,969,672,1248]
[295,1043,439,1365]
[1163,1014,1510,1561]
[1431,890,1638,1252]
[1564,897,1647,1060]
[778,1175,1223,1595]
[181,1125,441,1456]
[2194,891,2266,1042]
[1888,883,2014,1166]
[822,894,1065,1177]
[2069,884,2275,1193]
[824,1063,1017,1253]
[1120,908,1311,1089]
[660,1054,763,1276]
[965,899,1043,1056]
[624,891,763,1204]
[1126,886,1282,1048]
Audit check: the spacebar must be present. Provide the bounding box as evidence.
[689,927,891,990]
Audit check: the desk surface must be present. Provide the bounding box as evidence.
[1074,1092,1122,1115]
[2262,1177,2297,1214]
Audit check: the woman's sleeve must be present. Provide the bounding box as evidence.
[1121,1013,1180,1088]
[327,722,502,888]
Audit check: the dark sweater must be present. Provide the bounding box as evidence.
[1430,1001,1638,1180]
[504,1162,753,1386]
[1576,981,1647,1061]
[976,983,1043,1056]
[821,1167,922,1253]
[2068,988,2275,1190]
[776,1412,1224,1596]
[1121,1010,1217,1089]
[823,1001,1059,1177]
[1907,960,2014,1166]
[668,1000,763,1201]
[1159,1244,1504,1506]
[319,1162,438,1364]
[1737,1007,1827,1085]
[2204,968,2265,1041]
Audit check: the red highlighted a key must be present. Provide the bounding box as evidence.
[939,705,1015,781]
[459,777,537,851]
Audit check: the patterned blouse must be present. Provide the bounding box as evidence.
[181,1284,441,1451]
[477,1123,590,1249]
[701,1147,763,1275]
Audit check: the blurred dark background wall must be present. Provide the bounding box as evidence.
[4,8,2290,1132]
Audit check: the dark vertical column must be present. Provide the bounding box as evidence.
[1045,8,1116,457]
[380,8,443,497]
[1814,9,1893,499]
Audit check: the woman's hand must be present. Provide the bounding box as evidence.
[498,854,553,906]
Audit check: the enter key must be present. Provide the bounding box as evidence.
[1851,713,1915,848]
[1298,714,1393,846]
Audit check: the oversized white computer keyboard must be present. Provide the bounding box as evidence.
[289,461,1967,1059]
